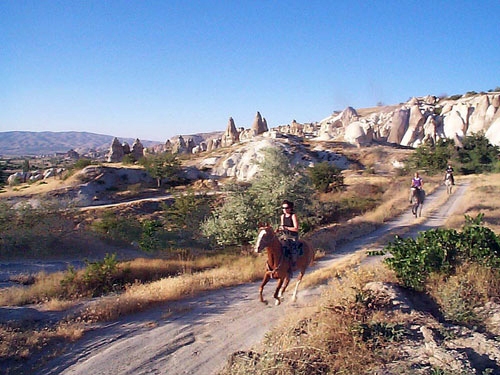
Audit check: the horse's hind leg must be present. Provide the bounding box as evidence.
[278,277,291,300]
[291,272,304,302]
[273,278,285,305]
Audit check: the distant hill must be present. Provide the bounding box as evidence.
[0,131,217,157]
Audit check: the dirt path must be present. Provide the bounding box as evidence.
[41,183,469,375]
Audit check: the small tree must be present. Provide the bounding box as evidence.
[201,147,314,247]
[308,161,344,193]
[140,153,180,187]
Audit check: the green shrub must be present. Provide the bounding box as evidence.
[384,214,500,291]
[457,133,500,175]
[308,162,344,192]
[81,253,125,297]
[139,220,163,252]
[90,211,142,245]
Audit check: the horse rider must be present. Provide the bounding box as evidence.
[278,200,300,267]
[445,164,455,185]
[410,172,424,203]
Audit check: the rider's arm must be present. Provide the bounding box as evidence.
[286,213,299,233]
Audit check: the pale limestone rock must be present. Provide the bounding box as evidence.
[131,139,144,160]
[107,137,124,162]
[422,115,437,144]
[491,94,500,108]
[485,116,500,146]
[401,105,425,146]
[387,108,410,144]
[468,95,490,134]
[344,121,372,147]
[251,111,268,135]
[340,106,359,125]
[443,110,466,139]
[221,117,239,147]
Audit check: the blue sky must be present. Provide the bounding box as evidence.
[1,1,499,142]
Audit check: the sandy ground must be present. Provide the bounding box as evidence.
[38,183,468,375]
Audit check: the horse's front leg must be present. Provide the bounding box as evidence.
[259,273,271,304]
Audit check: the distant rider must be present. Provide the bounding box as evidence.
[410,172,424,203]
[445,164,455,185]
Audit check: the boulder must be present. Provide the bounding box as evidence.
[344,121,372,147]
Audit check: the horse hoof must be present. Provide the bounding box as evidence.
[275,299,281,306]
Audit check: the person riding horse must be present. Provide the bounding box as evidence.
[410,172,424,203]
[445,164,455,185]
[278,200,300,268]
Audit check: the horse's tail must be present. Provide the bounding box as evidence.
[301,240,315,266]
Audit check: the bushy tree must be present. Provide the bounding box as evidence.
[162,191,212,242]
[407,139,455,174]
[249,147,314,224]
[201,147,314,246]
[457,133,499,174]
[308,161,344,192]
[140,153,180,187]
[201,184,260,246]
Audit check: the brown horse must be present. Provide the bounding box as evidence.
[254,224,314,305]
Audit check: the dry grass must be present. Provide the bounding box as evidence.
[221,264,405,375]
[444,173,500,232]
[81,254,264,322]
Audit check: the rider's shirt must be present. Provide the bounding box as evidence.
[411,177,423,188]
[446,167,454,174]
[282,215,299,239]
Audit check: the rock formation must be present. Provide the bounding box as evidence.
[250,111,268,136]
[221,117,239,147]
[131,139,144,160]
[107,137,124,162]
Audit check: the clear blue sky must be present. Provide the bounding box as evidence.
[2,1,499,142]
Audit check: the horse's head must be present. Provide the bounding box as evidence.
[254,224,275,253]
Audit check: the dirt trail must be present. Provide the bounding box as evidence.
[41,183,469,375]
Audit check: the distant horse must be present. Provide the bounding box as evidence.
[410,188,425,217]
[254,224,314,305]
[444,172,453,195]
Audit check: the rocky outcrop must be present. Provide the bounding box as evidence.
[107,137,124,162]
[387,108,410,144]
[221,117,239,147]
[250,111,268,136]
[198,137,350,182]
[131,139,144,160]
[314,92,499,147]
[400,105,426,147]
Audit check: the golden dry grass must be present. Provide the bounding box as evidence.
[444,173,500,232]
[82,254,265,322]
